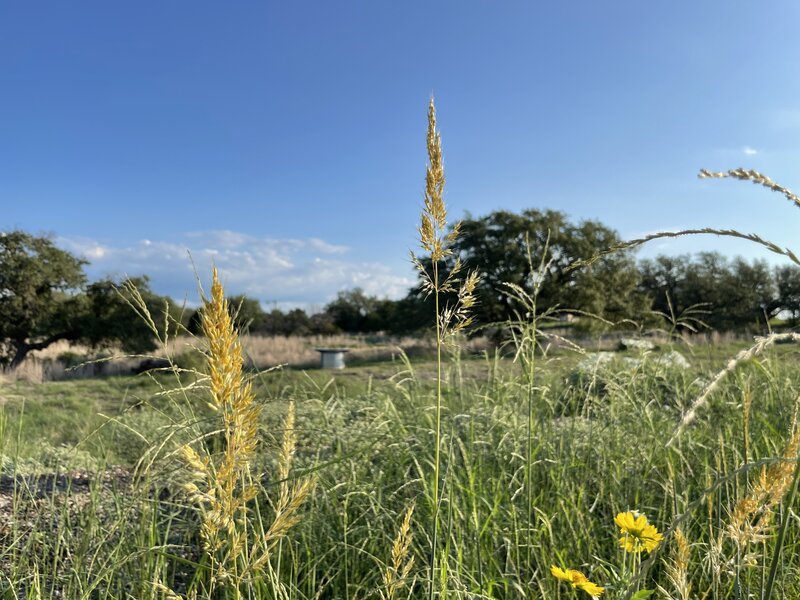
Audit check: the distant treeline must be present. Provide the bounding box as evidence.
[186,209,800,336]
[2,210,799,367]
[186,250,799,337]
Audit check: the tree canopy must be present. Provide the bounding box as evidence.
[444,209,649,328]
[0,230,173,368]
[639,252,783,331]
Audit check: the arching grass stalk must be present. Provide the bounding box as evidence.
[411,98,478,599]
[572,168,800,444]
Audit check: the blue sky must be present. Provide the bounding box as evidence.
[2,1,800,308]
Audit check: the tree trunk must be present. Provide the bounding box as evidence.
[7,333,69,371]
[9,342,30,371]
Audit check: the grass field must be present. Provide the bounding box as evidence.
[2,334,800,599]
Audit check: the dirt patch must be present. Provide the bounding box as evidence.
[0,467,132,499]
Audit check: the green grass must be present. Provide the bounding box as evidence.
[2,342,800,598]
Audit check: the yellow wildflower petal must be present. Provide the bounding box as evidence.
[552,565,596,589]
[577,579,605,597]
[551,565,573,583]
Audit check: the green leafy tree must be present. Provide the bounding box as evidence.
[639,252,777,331]
[722,257,775,329]
[639,255,692,316]
[189,294,266,335]
[324,288,377,332]
[0,230,173,368]
[774,264,800,325]
[323,288,432,334]
[227,294,267,332]
[0,231,87,368]
[81,276,182,353]
[439,209,648,327]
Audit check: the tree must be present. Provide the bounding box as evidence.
[639,252,777,331]
[0,230,172,368]
[774,264,800,326]
[0,231,87,368]
[639,255,692,316]
[324,288,379,333]
[721,257,774,329]
[81,276,183,353]
[188,294,266,335]
[438,209,649,327]
[323,288,432,334]
[227,295,267,332]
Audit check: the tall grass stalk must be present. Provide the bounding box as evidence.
[411,98,477,599]
[501,233,555,570]
[177,268,313,599]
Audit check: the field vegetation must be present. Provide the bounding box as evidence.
[3,321,800,598]
[2,101,800,599]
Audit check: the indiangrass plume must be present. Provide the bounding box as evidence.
[249,401,316,573]
[178,268,314,597]
[178,268,261,593]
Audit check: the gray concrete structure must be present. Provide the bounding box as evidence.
[316,348,349,369]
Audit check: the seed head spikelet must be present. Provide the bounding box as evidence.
[666,332,800,445]
[421,98,447,258]
[416,97,455,264]
[248,400,316,574]
[699,168,800,211]
[412,99,480,599]
[177,268,268,590]
[382,503,416,600]
[728,416,800,551]
[658,527,692,600]
[277,400,297,510]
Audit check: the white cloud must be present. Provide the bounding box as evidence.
[742,146,758,156]
[58,231,413,309]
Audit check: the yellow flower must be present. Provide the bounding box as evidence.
[615,511,663,554]
[551,565,605,597]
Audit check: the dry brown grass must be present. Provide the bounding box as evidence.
[0,333,493,384]
[0,340,137,383]
[164,333,491,370]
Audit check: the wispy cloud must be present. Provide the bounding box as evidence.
[58,231,414,309]
[742,146,758,156]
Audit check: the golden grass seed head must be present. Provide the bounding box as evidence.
[279,400,298,484]
[419,98,449,262]
[425,99,446,227]
[699,168,800,210]
[382,503,416,600]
